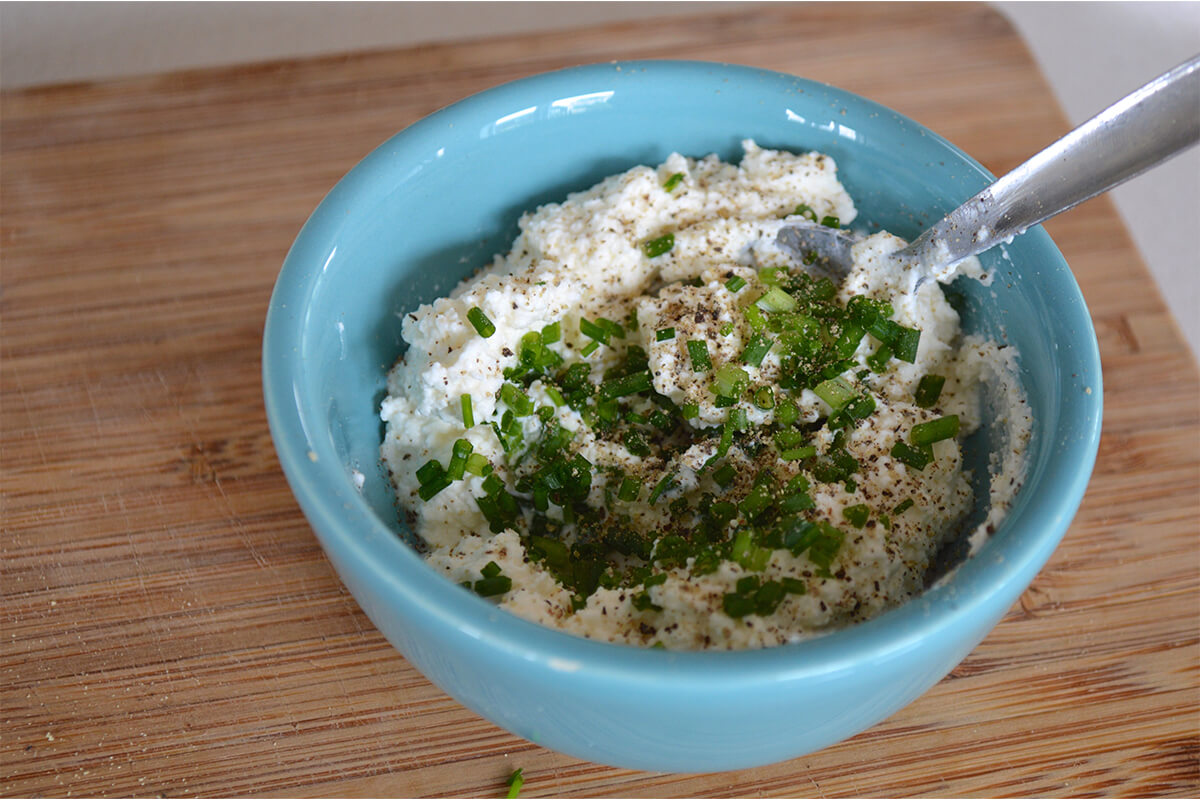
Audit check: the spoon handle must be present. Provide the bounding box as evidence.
[906,55,1200,273]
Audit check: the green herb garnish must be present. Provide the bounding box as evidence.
[642,233,675,258]
[687,339,712,372]
[911,414,959,445]
[505,768,525,799]
[914,374,946,408]
[467,306,496,338]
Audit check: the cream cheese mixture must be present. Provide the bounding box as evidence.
[380,141,1031,650]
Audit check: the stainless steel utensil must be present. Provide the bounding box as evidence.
[777,54,1200,287]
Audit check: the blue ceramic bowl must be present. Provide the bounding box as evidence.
[263,61,1102,772]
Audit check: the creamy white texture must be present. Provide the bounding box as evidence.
[381,141,1030,650]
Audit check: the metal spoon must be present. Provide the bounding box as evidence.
[777,54,1200,287]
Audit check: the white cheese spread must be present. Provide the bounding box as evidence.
[380,141,1030,650]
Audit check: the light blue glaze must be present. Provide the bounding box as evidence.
[262,61,1102,772]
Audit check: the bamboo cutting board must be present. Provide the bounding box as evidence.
[3,4,1198,797]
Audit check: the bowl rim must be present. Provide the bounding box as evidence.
[263,59,1103,682]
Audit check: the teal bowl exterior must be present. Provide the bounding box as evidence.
[262,61,1102,772]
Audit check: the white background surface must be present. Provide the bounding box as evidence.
[3,1,1197,357]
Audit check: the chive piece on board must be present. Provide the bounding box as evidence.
[914,374,946,408]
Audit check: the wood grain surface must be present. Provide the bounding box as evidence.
[3,4,1198,797]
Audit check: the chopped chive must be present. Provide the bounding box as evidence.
[642,232,675,258]
[681,402,699,420]
[648,472,677,504]
[740,333,774,367]
[474,574,512,597]
[914,374,946,408]
[744,303,767,333]
[723,592,756,618]
[719,322,735,336]
[843,503,870,528]
[686,340,712,372]
[460,394,475,428]
[911,414,959,445]
[891,326,921,363]
[711,463,737,488]
[445,438,474,480]
[866,343,893,373]
[499,383,534,416]
[543,385,565,406]
[776,398,800,426]
[597,317,626,339]
[820,215,840,228]
[758,267,786,287]
[541,321,561,344]
[506,768,525,799]
[891,440,934,471]
[725,275,747,293]
[793,203,818,222]
[416,459,444,486]
[418,475,451,501]
[813,376,856,412]
[894,498,915,514]
[579,317,610,344]
[481,472,504,496]
[828,394,876,430]
[580,340,600,357]
[779,489,814,513]
[623,429,651,458]
[753,385,775,409]
[701,423,734,472]
[596,397,619,422]
[618,476,642,502]
[713,364,750,398]
[782,577,807,595]
[656,327,676,342]
[806,524,845,571]
[663,172,685,192]
[757,287,798,313]
[599,370,652,399]
[775,428,805,449]
[466,306,495,338]
[464,452,492,477]
[779,445,817,461]
[632,591,661,612]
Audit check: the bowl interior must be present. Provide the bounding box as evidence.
[265,61,1102,662]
